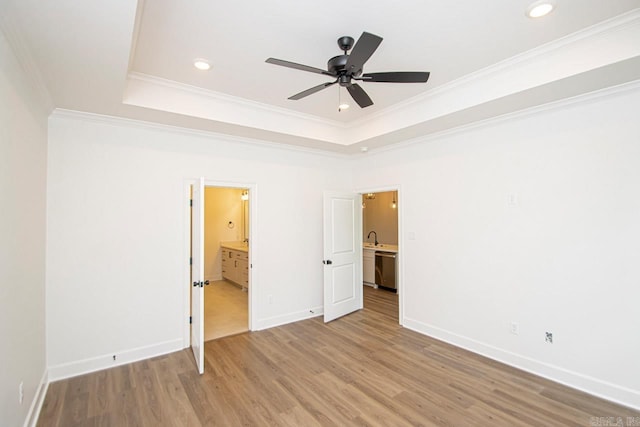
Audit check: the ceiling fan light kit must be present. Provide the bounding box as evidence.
[266,32,430,109]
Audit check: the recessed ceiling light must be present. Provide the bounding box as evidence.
[193,59,211,71]
[526,1,555,18]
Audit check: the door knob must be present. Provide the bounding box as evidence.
[194,281,209,287]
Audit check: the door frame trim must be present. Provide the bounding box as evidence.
[356,184,403,326]
[183,179,258,348]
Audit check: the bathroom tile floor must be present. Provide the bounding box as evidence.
[204,279,248,341]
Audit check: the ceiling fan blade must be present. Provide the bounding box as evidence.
[360,71,430,83]
[289,80,338,100]
[347,83,373,108]
[345,32,383,76]
[266,58,333,76]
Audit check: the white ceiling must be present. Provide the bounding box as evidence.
[3,0,640,153]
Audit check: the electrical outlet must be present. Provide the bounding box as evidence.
[19,381,24,404]
[545,332,553,343]
[510,322,519,335]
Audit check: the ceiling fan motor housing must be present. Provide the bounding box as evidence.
[328,55,349,76]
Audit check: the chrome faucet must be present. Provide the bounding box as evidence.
[367,230,378,246]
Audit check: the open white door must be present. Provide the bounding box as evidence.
[323,191,362,322]
[191,177,205,374]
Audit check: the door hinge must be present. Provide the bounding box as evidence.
[189,316,192,324]
[190,199,193,207]
[190,257,192,265]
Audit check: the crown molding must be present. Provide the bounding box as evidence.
[51,74,640,161]
[365,77,640,157]
[50,108,350,159]
[124,72,351,146]
[0,9,54,114]
[127,72,349,129]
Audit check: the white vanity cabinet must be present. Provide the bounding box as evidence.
[363,248,376,286]
[221,246,249,291]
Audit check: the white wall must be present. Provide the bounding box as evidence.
[0,28,48,426]
[45,113,351,377]
[353,85,640,408]
[204,187,244,281]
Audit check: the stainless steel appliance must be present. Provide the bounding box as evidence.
[375,251,396,290]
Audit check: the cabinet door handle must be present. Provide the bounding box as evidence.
[323,260,333,265]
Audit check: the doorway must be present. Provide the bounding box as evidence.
[202,186,250,340]
[360,189,400,322]
[186,180,256,363]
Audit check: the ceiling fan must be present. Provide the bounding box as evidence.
[266,32,430,109]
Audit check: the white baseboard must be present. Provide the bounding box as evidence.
[254,306,323,331]
[402,317,640,411]
[24,369,49,427]
[47,338,184,381]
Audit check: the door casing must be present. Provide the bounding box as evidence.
[183,179,257,350]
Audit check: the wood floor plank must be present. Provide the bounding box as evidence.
[38,287,640,426]
[37,380,67,427]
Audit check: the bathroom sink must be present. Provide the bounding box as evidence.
[363,242,398,252]
[363,242,385,248]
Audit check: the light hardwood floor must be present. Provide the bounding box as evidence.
[363,285,398,322]
[204,280,248,341]
[38,288,639,426]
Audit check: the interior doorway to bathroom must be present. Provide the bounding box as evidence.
[361,189,400,323]
[201,186,250,341]
[189,181,253,358]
